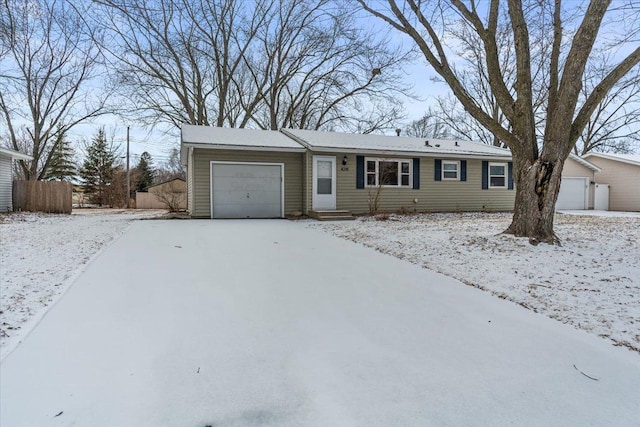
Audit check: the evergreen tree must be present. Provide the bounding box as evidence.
[135,151,155,192]
[79,128,118,206]
[44,129,77,181]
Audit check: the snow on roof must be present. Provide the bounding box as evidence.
[282,128,512,158]
[0,147,33,161]
[181,124,305,151]
[583,152,640,167]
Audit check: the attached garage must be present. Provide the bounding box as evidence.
[556,177,588,210]
[181,125,305,219]
[211,162,283,218]
[557,155,602,210]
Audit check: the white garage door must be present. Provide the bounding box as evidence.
[556,177,588,210]
[211,163,283,218]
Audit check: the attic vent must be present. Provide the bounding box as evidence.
[425,140,431,147]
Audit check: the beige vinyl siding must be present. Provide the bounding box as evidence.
[303,150,312,213]
[562,157,596,209]
[191,148,304,218]
[589,157,640,211]
[1,155,12,212]
[187,148,194,214]
[306,152,514,214]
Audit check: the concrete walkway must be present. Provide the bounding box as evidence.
[1,220,639,426]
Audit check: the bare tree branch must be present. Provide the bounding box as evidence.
[0,0,110,180]
[361,0,640,244]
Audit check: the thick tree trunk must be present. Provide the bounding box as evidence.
[504,154,565,245]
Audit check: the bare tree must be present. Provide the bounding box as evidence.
[155,147,186,183]
[93,0,412,133]
[360,0,640,244]
[0,0,109,180]
[426,35,640,154]
[409,2,552,148]
[152,180,186,212]
[0,0,13,58]
[575,62,640,155]
[404,109,453,139]
[243,0,411,132]
[366,160,400,215]
[93,0,271,128]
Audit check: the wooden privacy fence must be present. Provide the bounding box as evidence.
[13,180,72,214]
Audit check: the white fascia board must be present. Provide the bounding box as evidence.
[584,152,640,168]
[180,144,189,165]
[182,142,306,153]
[0,147,33,161]
[307,146,512,160]
[568,154,602,172]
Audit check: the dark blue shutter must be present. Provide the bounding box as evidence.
[508,162,514,189]
[434,159,442,181]
[460,160,467,182]
[482,161,488,189]
[356,155,365,189]
[412,158,420,189]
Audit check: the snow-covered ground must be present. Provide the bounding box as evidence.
[2,220,639,426]
[311,212,640,354]
[0,209,165,360]
[558,210,640,218]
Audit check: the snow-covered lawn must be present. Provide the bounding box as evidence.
[311,212,640,354]
[0,209,165,359]
[2,220,639,425]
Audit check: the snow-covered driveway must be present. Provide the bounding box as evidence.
[1,220,639,426]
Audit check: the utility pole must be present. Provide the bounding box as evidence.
[126,126,130,209]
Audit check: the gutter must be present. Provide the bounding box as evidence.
[181,142,306,153]
[304,146,512,160]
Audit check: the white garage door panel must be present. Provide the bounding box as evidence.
[211,164,282,218]
[556,177,587,210]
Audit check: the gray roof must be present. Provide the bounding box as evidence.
[180,125,514,161]
[181,125,305,151]
[281,128,512,159]
[584,152,640,167]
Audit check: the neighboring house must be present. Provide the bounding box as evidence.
[180,125,515,219]
[136,178,186,210]
[557,154,602,210]
[0,147,33,212]
[583,153,640,212]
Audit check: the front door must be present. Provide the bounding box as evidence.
[312,156,336,210]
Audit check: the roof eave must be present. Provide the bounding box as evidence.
[0,147,33,161]
[568,153,602,172]
[181,142,306,153]
[584,152,640,168]
[307,146,512,160]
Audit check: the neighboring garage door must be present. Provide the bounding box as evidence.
[556,177,588,210]
[211,163,283,218]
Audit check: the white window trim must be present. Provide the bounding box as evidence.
[441,160,460,181]
[365,157,412,187]
[488,162,508,189]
